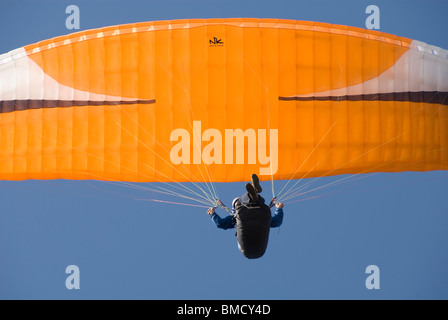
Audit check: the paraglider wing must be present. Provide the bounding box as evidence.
[0,19,447,183]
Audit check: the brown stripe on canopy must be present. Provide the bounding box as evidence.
[279,92,448,106]
[0,99,156,114]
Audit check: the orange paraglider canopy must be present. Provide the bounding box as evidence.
[0,18,446,183]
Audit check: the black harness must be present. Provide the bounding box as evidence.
[234,202,271,259]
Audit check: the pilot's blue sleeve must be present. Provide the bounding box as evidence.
[211,212,235,230]
[270,207,284,228]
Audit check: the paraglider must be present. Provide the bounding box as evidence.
[207,174,284,259]
[0,18,447,258]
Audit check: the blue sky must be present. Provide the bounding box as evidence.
[0,0,447,300]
